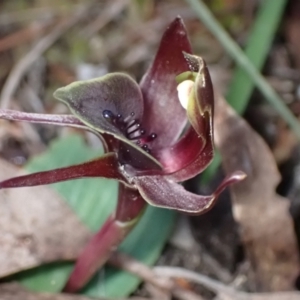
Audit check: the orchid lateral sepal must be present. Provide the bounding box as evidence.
[0,153,127,189]
[133,171,246,215]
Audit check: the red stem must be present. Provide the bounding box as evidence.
[63,184,146,293]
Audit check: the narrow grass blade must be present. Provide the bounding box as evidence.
[227,0,288,113]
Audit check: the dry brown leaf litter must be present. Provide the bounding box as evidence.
[214,94,300,291]
[0,158,91,278]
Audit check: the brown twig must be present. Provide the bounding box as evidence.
[154,266,234,296]
[0,4,90,26]
[109,252,300,300]
[0,22,51,53]
[200,250,233,284]
[109,252,205,300]
[81,0,130,38]
[0,4,93,109]
[154,266,300,300]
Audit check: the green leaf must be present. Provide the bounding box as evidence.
[226,0,287,114]
[26,134,118,231]
[16,134,176,298]
[14,263,73,292]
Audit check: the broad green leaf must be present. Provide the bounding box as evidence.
[16,134,176,298]
[14,263,73,292]
[26,134,117,231]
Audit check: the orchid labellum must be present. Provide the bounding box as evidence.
[0,17,245,292]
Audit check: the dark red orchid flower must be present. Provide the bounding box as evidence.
[0,17,245,292]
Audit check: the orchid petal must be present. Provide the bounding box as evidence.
[140,17,192,150]
[0,109,86,129]
[133,171,246,214]
[0,153,126,189]
[0,109,113,152]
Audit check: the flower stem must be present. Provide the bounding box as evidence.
[63,214,135,292]
[63,184,146,292]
